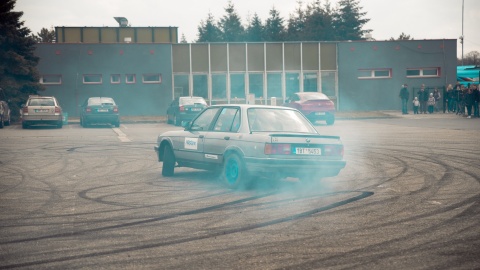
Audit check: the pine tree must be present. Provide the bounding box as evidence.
[264,6,286,41]
[286,1,306,41]
[333,0,371,40]
[218,1,245,42]
[196,13,222,42]
[245,13,264,42]
[33,27,55,43]
[0,0,44,119]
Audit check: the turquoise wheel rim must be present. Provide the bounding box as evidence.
[225,158,239,185]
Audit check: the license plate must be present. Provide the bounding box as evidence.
[315,112,325,115]
[97,109,109,112]
[35,109,49,113]
[295,147,321,155]
[191,108,201,111]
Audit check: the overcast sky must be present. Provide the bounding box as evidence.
[14,0,480,58]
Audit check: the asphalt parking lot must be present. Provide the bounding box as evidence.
[0,115,479,269]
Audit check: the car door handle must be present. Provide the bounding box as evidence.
[224,136,230,140]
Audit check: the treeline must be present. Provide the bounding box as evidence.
[194,0,371,43]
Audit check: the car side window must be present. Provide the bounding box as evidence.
[191,108,220,131]
[213,108,239,132]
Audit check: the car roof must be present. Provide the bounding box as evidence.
[295,92,329,99]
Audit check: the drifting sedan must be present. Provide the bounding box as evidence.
[154,104,346,189]
[282,92,336,125]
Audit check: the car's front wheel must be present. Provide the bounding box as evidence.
[221,153,250,189]
[162,145,175,177]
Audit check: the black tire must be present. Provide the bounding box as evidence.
[167,114,172,124]
[22,122,28,129]
[173,115,181,126]
[221,153,249,189]
[114,121,120,128]
[57,121,63,129]
[326,115,335,125]
[4,117,10,126]
[0,117,3,128]
[162,145,175,177]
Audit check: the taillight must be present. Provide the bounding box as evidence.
[264,143,292,155]
[86,107,92,113]
[179,105,185,112]
[55,107,61,113]
[323,145,344,157]
[113,106,118,113]
[22,106,28,114]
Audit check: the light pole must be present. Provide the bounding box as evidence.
[461,0,464,65]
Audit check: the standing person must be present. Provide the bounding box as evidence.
[472,84,479,118]
[445,84,454,113]
[433,88,441,112]
[399,84,409,114]
[417,84,429,114]
[413,97,420,114]
[457,85,466,115]
[464,87,474,118]
[427,93,436,114]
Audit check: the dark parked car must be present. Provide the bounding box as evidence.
[155,104,345,189]
[282,92,336,125]
[0,100,11,128]
[21,95,63,129]
[166,96,208,126]
[80,97,120,127]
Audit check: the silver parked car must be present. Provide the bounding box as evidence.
[21,95,63,129]
[154,104,346,189]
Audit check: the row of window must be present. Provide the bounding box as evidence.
[39,74,162,85]
[358,67,440,79]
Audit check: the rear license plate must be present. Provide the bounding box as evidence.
[315,112,325,115]
[191,108,201,111]
[35,109,49,113]
[295,147,321,155]
[97,109,109,112]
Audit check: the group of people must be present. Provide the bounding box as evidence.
[399,83,480,118]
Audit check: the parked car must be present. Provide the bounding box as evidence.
[0,100,11,128]
[21,95,63,129]
[155,104,346,189]
[167,96,208,126]
[80,97,120,127]
[282,92,336,125]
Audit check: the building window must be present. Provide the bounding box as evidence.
[142,73,162,84]
[111,74,121,84]
[358,69,392,79]
[406,67,440,78]
[40,75,62,85]
[126,74,136,84]
[83,74,102,84]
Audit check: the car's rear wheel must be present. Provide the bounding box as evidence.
[326,114,335,125]
[162,145,175,177]
[57,121,63,128]
[0,117,4,128]
[221,153,249,189]
[173,115,180,126]
[4,116,10,126]
[22,122,28,129]
[114,121,120,128]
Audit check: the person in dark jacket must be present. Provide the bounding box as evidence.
[465,87,475,118]
[399,84,409,114]
[472,84,479,118]
[417,84,429,114]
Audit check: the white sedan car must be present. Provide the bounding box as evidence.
[154,104,346,189]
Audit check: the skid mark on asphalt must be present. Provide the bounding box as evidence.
[112,127,131,142]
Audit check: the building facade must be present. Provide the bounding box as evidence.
[34,29,457,116]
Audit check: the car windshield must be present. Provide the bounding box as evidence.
[29,99,54,106]
[89,98,115,106]
[300,93,329,101]
[247,108,317,133]
[180,97,207,106]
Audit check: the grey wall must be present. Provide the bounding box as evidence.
[337,39,456,111]
[35,43,173,117]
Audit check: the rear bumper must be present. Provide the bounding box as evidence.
[84,114,119,124]
[22,115,62,124]
[305,111,335,121]
[244,157,346,178]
